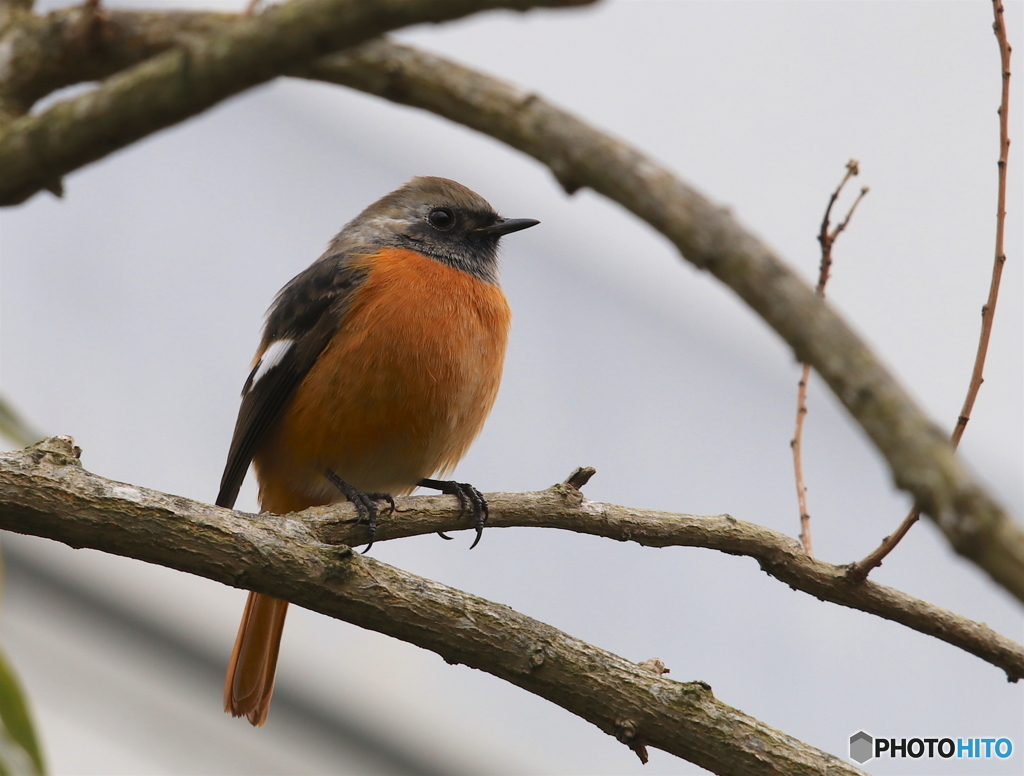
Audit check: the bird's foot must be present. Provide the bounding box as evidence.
[324,470,394,553]
[418,478,488,549]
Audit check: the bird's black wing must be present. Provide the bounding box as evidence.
[216,254,370,509]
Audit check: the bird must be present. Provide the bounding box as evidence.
[216,176,538,726]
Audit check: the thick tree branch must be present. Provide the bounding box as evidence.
[2,438,1021,686]
[0,0,590,204]
[0,6,236,118]
[0,438,864,776]
[0,0,33,32]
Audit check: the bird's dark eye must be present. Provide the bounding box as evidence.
[427,208,455,230]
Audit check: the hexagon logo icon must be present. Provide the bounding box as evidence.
[849,731,874,763]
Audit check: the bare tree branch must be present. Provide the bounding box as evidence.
[0,6,236,119]
[0,438,866,776]
[2,438,1021,684]
[331,488,1024,685]
[792,160,867,556]
[0,0,591,205]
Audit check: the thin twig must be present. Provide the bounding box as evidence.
[792,161,867,555]
[849,509,920,582]
[816,160,859,293]
[959,0,1013,447]
[791,361,813,553]
[848,0,1013,582]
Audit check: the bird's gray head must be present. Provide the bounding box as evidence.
[329,176,539,284]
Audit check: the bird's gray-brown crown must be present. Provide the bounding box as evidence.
[327,176,538,284]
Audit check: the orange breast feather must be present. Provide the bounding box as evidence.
[253,248,511,513]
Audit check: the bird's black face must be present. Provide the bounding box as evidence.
[404,201,502,250]
[401,202,539,282]
[332,177,538,285]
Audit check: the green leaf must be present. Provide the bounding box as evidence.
[0,397,44,450]
[0,645,45,776]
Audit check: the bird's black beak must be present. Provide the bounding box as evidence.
[477,217,540,237]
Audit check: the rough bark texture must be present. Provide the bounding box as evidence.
[4,444,1019,687]
[0,0,591,203]
[1,438,1021,684]
[0,438,867,776]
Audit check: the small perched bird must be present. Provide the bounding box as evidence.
[217,177,538,726]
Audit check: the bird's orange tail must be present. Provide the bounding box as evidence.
[224,591,289,726]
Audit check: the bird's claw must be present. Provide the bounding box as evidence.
[419,478,488,548]
[324,470,394,553]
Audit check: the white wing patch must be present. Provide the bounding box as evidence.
[248,339,294,392]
